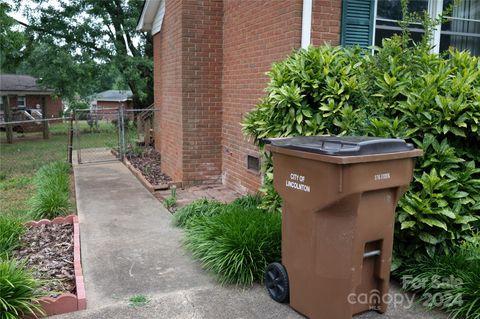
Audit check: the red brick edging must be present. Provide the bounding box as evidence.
[26,215,86,317]
[123,157,170,192]
[111,148,171,192]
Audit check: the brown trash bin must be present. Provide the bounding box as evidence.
[264,136,422,319]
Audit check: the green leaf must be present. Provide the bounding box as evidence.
[301,109,312,118]
[401,205,417,216]
[296,112,303,124]
[437,209,456,219]
[420,218,448,231]
[452,191,469,198]
[401,221,416,230]
[296,123,302,134]
[454,215,477,224]
[419,232,440,245]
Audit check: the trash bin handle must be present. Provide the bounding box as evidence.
[363,250,381,258]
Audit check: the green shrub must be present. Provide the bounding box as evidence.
[173,194,264,228]
[242,16,480,265]
[230,193,263,210]
[172,198,225,228]
[400,238,480,319]
[0,258,45,319]
[30,189,71,220]
[30,161,71,219]
[184,206,281,285]
[0,215,26,258]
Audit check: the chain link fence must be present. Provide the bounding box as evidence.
[0,107,158,178]
[0,117,71,179]
[72,107,157,164]
[73,108,121,164]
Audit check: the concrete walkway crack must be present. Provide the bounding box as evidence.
[182,291,198,319]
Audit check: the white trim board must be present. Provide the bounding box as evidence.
[136,0,165,35]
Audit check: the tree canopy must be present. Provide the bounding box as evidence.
[1,0,152,107]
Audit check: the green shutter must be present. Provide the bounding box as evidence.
[341,0,375,48]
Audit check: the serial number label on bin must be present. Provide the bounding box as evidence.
[374,173,391,181]
[286,173,311,192]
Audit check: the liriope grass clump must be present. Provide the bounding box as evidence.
[0,258,45,319]
[184,205,281,285]
[230,193,262,210]
[172,198,225,228]
[0,215,26,258]
[400,239,480,319]
[30,161,71,219]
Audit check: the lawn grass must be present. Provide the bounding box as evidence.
[0,121,118,178]
[0,121,116,218]
[49,120,115,135]
[0,176,35,219]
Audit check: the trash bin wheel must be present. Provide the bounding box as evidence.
[265,262,289,303]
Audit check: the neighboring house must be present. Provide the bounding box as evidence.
[137,0,479,193]
[0,74,63,120]
[89,89,133,121]
[90,90,133,110]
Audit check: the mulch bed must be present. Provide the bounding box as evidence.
[13,223,75,297]
[126,147,171,185]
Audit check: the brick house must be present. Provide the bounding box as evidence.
[90,90,133,111]
[0,74,63,120]
[89,90,133,121]
[137,0,479,193]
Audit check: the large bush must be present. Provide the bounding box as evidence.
[243,29,480,264]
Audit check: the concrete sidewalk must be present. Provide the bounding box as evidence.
[55,161,447,319]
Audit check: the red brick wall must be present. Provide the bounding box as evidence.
[151,0,343,191]
[311,0,342,46]
[222,0,302,194]
[45,96,63,118]
[96,100,132,110]
[181,0,223,184]
[153,0,184,182]
[153,0,223,185]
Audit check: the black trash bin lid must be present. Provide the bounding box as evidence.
[266,136,414,156]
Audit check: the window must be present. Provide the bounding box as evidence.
[374,0,428,47]
[440,0,480,56]
[341,0,480,56]
[0,96,4,111]
[17,96,26,109]
[374,0,480,55]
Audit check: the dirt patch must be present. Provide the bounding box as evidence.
[13,223,75,297]
[127,147,171,185]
